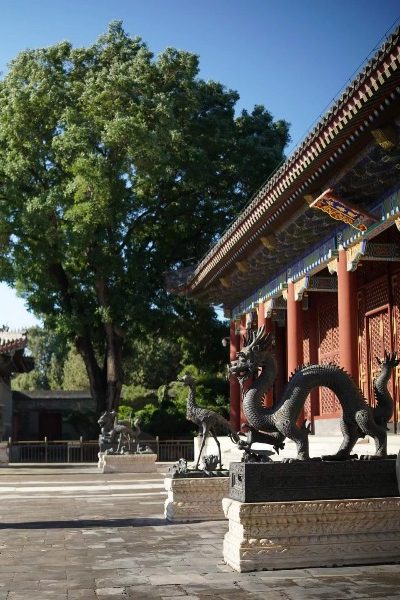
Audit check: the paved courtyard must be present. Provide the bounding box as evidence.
[0,465,399,599]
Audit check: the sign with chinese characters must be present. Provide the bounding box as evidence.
[309,189,378,232]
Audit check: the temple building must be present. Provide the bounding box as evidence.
[171,26,400,435]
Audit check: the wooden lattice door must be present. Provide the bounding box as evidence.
[318,301,340,415]
[366,307,393,409]
[390,273,400,430]
[302,310,311,418]
[359,275,395,430]
[358,290,368,401]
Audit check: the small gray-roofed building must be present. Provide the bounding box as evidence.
[12,389,96,440]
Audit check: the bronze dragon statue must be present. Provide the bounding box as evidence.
[229,325,399,461]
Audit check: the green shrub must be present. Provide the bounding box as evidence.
[120,384,157,411]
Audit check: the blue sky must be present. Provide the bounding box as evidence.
[0,0,399,328]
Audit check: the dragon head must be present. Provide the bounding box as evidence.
[229,325,274,381]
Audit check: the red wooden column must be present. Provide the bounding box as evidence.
[257,302,265,328]
[286,282,304,378]
[337,249,359,380]
[287,282,304,423]
[307,300,320,421]
[229,320,241,431]
[257,301,273,334]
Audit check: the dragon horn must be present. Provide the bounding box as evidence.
[242,328,255,348]
[241,330,251,350]
[252,327,264,343]
[243,325,266,351]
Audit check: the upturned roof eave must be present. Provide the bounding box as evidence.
[186,26,400,295]
[0,335,28,355]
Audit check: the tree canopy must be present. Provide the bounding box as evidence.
[0,22,290,412]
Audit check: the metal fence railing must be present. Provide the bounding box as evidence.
[8,439,99,463]
[7,438,194,463]
[149,439,194,462]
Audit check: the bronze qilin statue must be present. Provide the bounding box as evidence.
[229,326,399,461]
[98,410,141,454]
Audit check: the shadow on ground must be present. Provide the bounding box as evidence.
[0,516,173,529]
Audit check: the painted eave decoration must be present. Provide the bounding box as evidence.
[309,189,379,232]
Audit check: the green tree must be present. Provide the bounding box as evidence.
[0,22,289,412]
[12,325,89,391]
[62,346,90,390]
[12,326,68,390]
[11,369,42,392]
[233,104,290,205]
[129,364,229,438]
[120,384,158,411]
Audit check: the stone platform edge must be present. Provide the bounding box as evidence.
[98,452,157,473]
[222,496,400,572]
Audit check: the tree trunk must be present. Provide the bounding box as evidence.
[48,259,121,413]
[75,334,107,414]
[104,325,123,411]
[95,277,124,411]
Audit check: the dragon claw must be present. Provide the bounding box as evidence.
[376,351,399,368]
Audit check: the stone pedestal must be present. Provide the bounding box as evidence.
[164,476,229,522]
[230,458,399,502]
[222,496,400,572]
[0,442,9,466]
[98,452,157,473]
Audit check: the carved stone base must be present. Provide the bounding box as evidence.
[0,442,9,466]
[164,476,229,522]
[222,496,400,572]
[98,452,157,473]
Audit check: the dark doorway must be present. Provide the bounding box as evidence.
[38,412,62,440]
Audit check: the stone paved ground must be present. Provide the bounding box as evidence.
[0,465,399,599]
